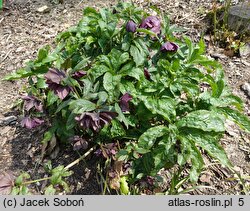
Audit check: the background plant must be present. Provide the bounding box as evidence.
[4,2,250,194]
[208,0,249,55]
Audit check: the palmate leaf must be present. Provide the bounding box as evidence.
[137,125,169,153]
[88,64,110,81]
[215,107,250,133]
[177,110,225,132]
[140,96,176,123]
[199,92,243,111]
[109,49,130,71]
[180,128,232,168]
[69,99,96,114]
[130,45,145,67]
[152,135,177,173]
[103,72,121,102]
[179,136,204,183]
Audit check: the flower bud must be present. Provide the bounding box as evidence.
[126,20,137,33]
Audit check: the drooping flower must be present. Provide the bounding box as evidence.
[119,93,133,112]
[22,95,43,112]
[0,171,15,195]
[160,41,179,53]
[75,111,118,132]
[21,117,44,129]
[126,20,137,33]
[139,16,161,35]
[44,68,71,100]
[144,68,151,81]
[72,70,87,79]
[69,136,88,151]
[45,68,66,84]
[94,143,118,159]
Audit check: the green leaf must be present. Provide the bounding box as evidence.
[44,185,56,195]
[115,103,130,129]
[109,49,130,71]
[89,64,110,81]
[130,45,144,67]
[97,91,108,106]
[66,112,76,130]
[47,90,58,106]
[184,36,194,62]
[133,38,149,57]
[69,99,96,114]
[73,56,89,71]
[127,67,144,81]
[110,119,126,138]
[136,28,157,37]
[152,135,177,172]
[179,136,204,183]
[36,77,47,89]
[103,72,121,102]
[216,107,250,133]
[37,46,49,63]
[177,110,225,132]
[55,99,72,113]
[15,173,30,186]
[181,128,232,168]
[120,177,129,195]
[20,186,30,195]
[140,96,176,122]
[137,125,169,152]
[117,150,129,161]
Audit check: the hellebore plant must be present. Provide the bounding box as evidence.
[4,2,250,195]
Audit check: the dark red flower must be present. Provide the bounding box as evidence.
[126,20,137,33]
[69,136,88,151]
[119,93,133,112]
[160,42,179,53]
[75,111,118,132]
[22,95,43,112]
[139,16,161,35]
[45,68,66,84]
[144,68,151,80]
[94,143,118,159]
[72,70,87,79]
[21,117,44,129]
[45,68,71,100]
[0,171,15,195]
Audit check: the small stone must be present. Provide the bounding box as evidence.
[1,126,12,134]
[228,2,250,34]
[16,47,25,53]
[241,82,250,98]
[37,5,50,13]
[0,116,17,126]
[199,173,212,184]
[239,43,250,58]
[225,120,239,137]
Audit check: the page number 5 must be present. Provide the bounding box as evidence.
[238,198,244,206]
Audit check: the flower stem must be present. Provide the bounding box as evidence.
[22,177,52,185]
[21,147,95,186]
[64,146,96,170]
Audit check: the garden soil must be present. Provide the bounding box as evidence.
[0,0,249,194]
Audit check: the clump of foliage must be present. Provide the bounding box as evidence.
[4,2,250,194]
[207,0,249,55]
